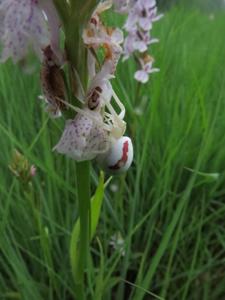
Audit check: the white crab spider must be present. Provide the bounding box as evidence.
[53,81,126,137]
[64,54,127,139]
[53,91,125,136]
[54,50,133,172]
[53,81,133,168]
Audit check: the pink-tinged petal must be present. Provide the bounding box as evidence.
[38,0,62,62]
[123,35,136,59]
[86,67,113,111]
[113,0,129,13]
[0,0,10,11]
[0,0,50,63]
[133,40,148,52]
[122,0,162,54]
[152,13,164,22]
[149,67,160,74]
[0,0,62,62]
[149,38,159,45]
[139,17,152,31]
[144,61,153,72]
[111,28,124,45]
[134,70,149,83]
[124,8,139,32]
[53,112,110,161]
[88,60,114,94]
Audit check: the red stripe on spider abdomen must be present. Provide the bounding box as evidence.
[109,140,129,170]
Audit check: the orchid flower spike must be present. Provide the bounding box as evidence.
[113,0,162,84]
[125,0,163,32]
[53,0,134,173]
[0,0,61,63]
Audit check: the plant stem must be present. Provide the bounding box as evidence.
[66,20,91,295]
[74,161,91,299]
[53,0,69,26]
[69,164,91,300]
[55,2,97,298]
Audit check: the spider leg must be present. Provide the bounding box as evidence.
[111,88,126,119]
[103,102,126,138]
[101,91,125,126]
[102,82,126,120]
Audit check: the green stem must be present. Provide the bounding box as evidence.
[53,0,69,26]
[75,161,91,285]
[55,2,98,298]
[71,160,90,293]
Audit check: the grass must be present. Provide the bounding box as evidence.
[1,5,225,300]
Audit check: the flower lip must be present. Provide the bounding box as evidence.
[53,110,110,161]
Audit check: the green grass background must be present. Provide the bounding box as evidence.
[1,5,225,300]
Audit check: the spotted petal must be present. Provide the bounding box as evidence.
[0,0,49,63]
[53,112,110,161]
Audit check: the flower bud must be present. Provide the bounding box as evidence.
[8,150,36,183]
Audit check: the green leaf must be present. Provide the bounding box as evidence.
[90,171,105,239]
[184,166,220,181]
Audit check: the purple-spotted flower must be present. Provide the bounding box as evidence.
[114,0,162,83]
[134,55,159,83]
[53,110,109,161]
[125,0,162,32]
[113,0,130,13]
[123,29,158,60]
[0,0,61,63]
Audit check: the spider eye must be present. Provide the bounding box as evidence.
[98,136,133,174]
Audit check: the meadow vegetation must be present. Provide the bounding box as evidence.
[1,6,225,300]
